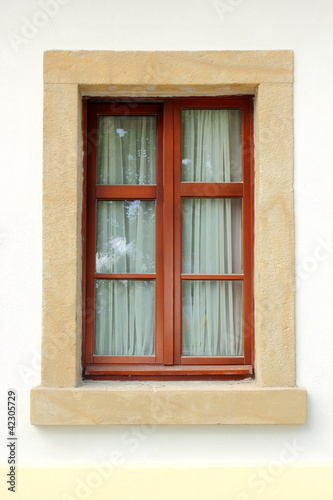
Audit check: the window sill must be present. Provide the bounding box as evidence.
[30,382,306,425]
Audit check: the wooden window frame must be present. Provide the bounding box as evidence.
[82,96,254,380]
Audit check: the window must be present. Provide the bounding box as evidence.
[83,97,254,380]
[31,50,306,425]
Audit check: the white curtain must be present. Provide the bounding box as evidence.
[182,109,242,356]
[182,109,242,182]
[95,115,156,356]
[94,110,243,357]
[97,115,156,185]
[95,280,155,355]
[96,200,155,275]
[182,281,242,356]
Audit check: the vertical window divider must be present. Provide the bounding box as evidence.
[162,100,175,365]
[84,102,98,365]
[242,99,254,366]
[173,100,182,364]
[155,105,164,363]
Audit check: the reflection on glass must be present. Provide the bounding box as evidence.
[97,115,156,185]
[182,281,242,356]
[96,200,155,273]
[182,198,242,274]
[182,109,242,182]
[95,280,155,356]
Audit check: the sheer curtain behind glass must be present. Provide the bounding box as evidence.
[97,115,156,185]
[182,109,243,356]
[95,115,156,356]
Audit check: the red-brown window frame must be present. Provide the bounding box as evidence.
[82,96,254,380]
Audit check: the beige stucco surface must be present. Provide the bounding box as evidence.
[254,83,295,386]
[31,50,306,425]
[42,83,82,387]
[44,50,293,85]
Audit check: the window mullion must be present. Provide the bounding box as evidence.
[162,100,176,365]
[173,100,183,365]
[83,103,98,366]
[242,100,254,365]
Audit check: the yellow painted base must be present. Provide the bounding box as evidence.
[1,465,333,500]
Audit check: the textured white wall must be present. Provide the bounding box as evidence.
[1,0,333,467]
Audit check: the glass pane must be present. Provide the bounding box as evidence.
[95,280,155,356]
[97,115,156,184]
[182,281,242,356]
[182,198,242,274]
[96,200,155,273]
[182,109,242,182]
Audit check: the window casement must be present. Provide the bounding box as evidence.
[83,96,254,380]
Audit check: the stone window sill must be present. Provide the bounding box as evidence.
[31,382,306,425]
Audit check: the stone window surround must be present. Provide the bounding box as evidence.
[30,50,306,425]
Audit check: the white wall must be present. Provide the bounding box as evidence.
[1,0,333,467]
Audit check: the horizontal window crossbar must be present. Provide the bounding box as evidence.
[181,183,243,197]
[180,356,245,365]
[93,356,157,364]
[85,364,253,376]
[94,273,156,279]
[96,185,156,199]
[181,274,244,280]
